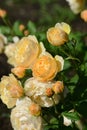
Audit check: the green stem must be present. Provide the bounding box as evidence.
[65,56,80,63]
[59,47,80,63]
[41,115,50,125]
[51,97,58,115]
[2,17,14,35]
[2,17,9,27]
[59,47,70,57]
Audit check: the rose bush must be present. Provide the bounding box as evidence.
[0,0,87,129]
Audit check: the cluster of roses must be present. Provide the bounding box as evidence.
[0,22,71,130]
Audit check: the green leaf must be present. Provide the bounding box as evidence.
[0,26,11,34]
[62,111,80,121]
[84,52,87,62]
[27,21,36,34]
[13,21,23,36]
[83,124,87,130]
[50,117,58,125]
[64,60,71,70]
[25,69,32,77]
[44,124,59,130]
[70,74,79,84]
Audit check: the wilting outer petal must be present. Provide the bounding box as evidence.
[4,43,16,58]
[10,97,43,130]
[63,116,72,126]
[24,77,60,107]
[0,74,24,108]
[6,35,40,68]
[0,34,7,53]
[55,55,64,72]
[47,27,68,46]
[0,34,7,44]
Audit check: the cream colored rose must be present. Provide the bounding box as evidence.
[24,77,60,107]
[0,74,24,108]
[11,97,42,130]
[5,35,40,68]
[66,0,85,14]
[32,52,64,82]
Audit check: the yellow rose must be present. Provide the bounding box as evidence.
[32,52,64,82]
[0,74,24,108]
[11,97,42,130]
[6,35,40,69]
[47,27,68,46]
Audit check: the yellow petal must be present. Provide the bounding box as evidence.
[55,22,71,34]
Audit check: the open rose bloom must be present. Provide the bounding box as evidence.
[5,35,40,68]
[24,77,61,107]
[32,52,64,82]
[11,97,43,130]
[0,74,24,108]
